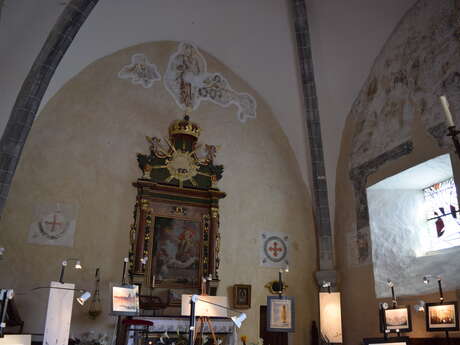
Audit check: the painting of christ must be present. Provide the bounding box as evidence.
[152,216,202,288]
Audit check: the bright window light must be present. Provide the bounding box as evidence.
[424,177,460,252]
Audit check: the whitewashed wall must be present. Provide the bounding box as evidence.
[0,0,416,223]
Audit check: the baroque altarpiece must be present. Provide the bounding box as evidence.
[129,115,225,310]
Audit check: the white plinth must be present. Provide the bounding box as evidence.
[43,281,75,345]
[0,335,31,345]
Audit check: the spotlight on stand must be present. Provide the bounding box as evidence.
[59,258,83,283]
[414,300,426,312]
[183,294,246,345]
[321,281,332,293]
[77,291,91,306]
[381,302,389,310]
[231,313,247,328]
[387,280,394,288]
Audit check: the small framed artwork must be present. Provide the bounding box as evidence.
[267,296,295,332]
[233,284,251,309]
[425,301,459,331]
[110,284,140,316]
[383,306,412,333]
[363,337,409,345]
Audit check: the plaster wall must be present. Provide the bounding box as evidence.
[0,0,417,224]
[0,41,318,344]
[367,154,460,299]
[336,90,460,344]
[334,0,460,343]
[308,0,417,227]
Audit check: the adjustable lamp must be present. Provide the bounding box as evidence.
[183,294,247,345]
[414,300,426,312]
[29,286,91,305]
[231,313,247,328]
[59,258,83,283]
[77,291,91,305]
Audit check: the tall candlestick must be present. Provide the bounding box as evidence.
[440,95,455,127]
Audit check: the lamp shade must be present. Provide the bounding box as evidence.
[231,313,247,328]
[77,291,91,305]
[319,292,343,343]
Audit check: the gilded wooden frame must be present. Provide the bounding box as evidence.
[233,284,251,309]
[130,181,223,293]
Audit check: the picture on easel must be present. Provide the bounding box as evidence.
[110,284,140,316]
[267,296,295,332]
[425,301,459,331]
[382,306,412,333]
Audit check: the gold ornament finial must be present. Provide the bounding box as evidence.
[169,115,201,139]
[185,106,193,116]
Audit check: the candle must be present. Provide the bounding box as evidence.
[440,95,455,127]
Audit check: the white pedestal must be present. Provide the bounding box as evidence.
[0,335,31,345]
[43,282,74,345]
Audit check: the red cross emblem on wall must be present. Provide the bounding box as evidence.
[269,241,283,257]
[263,235,287,263]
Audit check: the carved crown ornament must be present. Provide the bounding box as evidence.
[137,115,223,189]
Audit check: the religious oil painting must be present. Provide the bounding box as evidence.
[111,284,139,316]
[426,302,459,331]
[267,296,295,332]
[152,216,202,288]
[233,284,251,309]
[383,306,411,333]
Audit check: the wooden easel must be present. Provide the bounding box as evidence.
[193,277,218,345]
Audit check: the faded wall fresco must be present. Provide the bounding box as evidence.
[348,0,460,264]
[351,0,460,170]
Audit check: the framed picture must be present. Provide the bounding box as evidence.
[383,306,412,333]
[111,284,140,316]
[363,337,409,345]
[152,216,203,288]
[425,301,459,331]
[233,284,251,309]
[267,296,295,332]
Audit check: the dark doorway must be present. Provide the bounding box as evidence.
[260,305,288,345]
